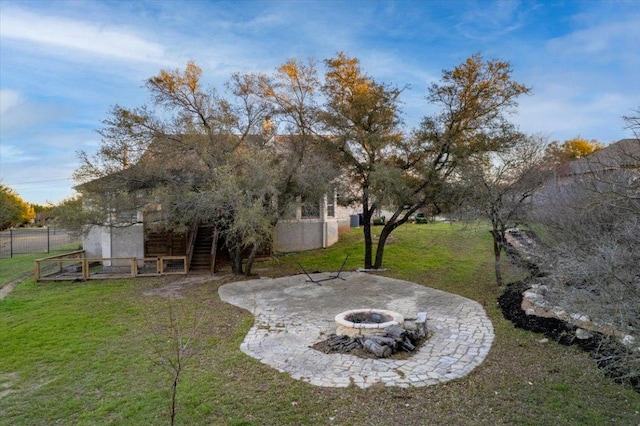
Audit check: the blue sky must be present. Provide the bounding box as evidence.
[1,0,639,205]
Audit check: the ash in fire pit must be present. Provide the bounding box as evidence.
[346,311,391,324]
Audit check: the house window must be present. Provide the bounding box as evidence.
[116,209,140,223]
[327,188,335,218]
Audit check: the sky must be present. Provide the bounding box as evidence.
[1,0,639,205]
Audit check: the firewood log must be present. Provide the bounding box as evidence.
[362,338,392,358]
[385,325,406,339]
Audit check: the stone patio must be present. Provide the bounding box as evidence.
[218,272,494,388]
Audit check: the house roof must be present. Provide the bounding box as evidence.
[558,138,640,177]
[76,132,326,194]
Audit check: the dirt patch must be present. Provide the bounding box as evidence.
[0,372,18,399]
[142,274,222,299]
[0,272,31,300]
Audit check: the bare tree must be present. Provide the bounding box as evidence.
[146,302,206,426]
[458,133,550,285]
[529,112,639,383]
[623,106,640,140]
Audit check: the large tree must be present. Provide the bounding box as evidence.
[76,61,334,275]
[320,53,405,269]
[321,53,531,269]
[0,185,35,230]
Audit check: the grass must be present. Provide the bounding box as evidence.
[0,247,79,288]
[1,223,639,425]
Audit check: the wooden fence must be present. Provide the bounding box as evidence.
[35,250,187,281]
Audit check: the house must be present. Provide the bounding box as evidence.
[77,134,359,272]
[556,138,639,178]
[533,138,639,209]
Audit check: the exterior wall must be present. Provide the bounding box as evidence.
[273,191,341,252]
[84,225,105,258]
[111,224,144,262]
[83,224,144,266]
[335,204,360,234]
[274,218,339,252]
[325,219,339,246]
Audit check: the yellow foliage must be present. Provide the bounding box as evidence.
[149,61,202,94]
[563,137,604,158]
[544,137,604,163]
[0,185,35,228]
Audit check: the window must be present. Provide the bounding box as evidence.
[326,188,335,217]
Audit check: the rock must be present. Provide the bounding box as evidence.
[403,321,417,331]
[575,328,593,340]
[621,334,637,348]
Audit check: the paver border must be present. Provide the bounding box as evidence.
[219,272,494,388]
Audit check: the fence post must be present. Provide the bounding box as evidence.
[10,229,13,258]
[47,227,50,253]
[83,258,89,280]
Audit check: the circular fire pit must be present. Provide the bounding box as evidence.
[335,309,404,337]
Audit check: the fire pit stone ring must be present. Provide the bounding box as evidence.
[335,308,404,337]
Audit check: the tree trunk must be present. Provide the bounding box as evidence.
[361,187,374,269]
[491,229,504,286]
[373,214,408,269]
[170,371,179,426]
[229,244,243,275]
[244,244,259,276]
[363,220,373,269]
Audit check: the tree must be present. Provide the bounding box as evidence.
[320,53,404,269]
[623,106,640,139]
[47,195,85,232]
[0,185,35,229]
[146,301,205,426]
[458,134,550,286]
[530,111,639,384]
[543,137,604,164]
[321,53,531,269]
[76,61,334,275]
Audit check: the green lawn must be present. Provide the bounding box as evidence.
[1,223,638,425]
[0,248,79,288]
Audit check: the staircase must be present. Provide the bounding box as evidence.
[189,226,216,272]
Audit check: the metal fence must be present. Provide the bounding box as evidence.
[0,227,82,258]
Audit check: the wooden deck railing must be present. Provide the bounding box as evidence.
[35,251,187,281]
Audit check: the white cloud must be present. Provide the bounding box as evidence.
[546,14,640,64]
[0,89,22,116]
[0,89,67,136]
[0,144,37,163]
[0,7,166,64]
[455,0,528,41]
[517,91,629,143]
